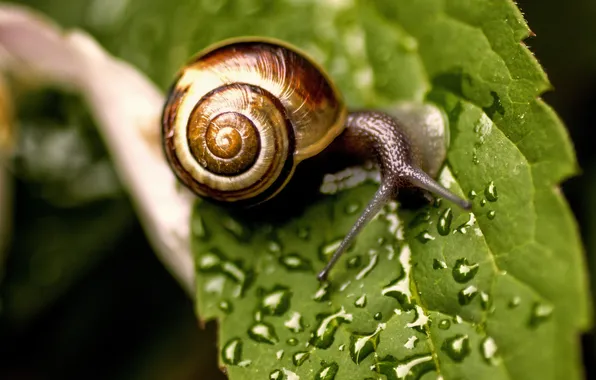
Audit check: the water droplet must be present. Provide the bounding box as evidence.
[287,337,299,346]
[283,368,300,380]
[315,362,339,380]
[346,255,362,269]
[453,315,463,324]
[374,312,383,321]
[218,300,232,313]
[345,201,361,214]
[267,240,282,254]
[198,250,252,295]
[529,302,553,328]
[376,354,435,380]
[480,199,487,207]
[508,296,521,308]
[319,239,342,262]
[248,322,278,345]
[480,336,499,364]
[441,334,471,362]
[480,292,491,310]
[192,215,208,240]
[297,226,310,240]
[276,350,284,360]
[355,250,379,280]
[485,181,498,202]
[409,211,431,227]
[254,310,263,322]
[338,344,345,351]
[458,285,478,305]
[280,253,312,271]
[197,251,222,272]
[487,210,496,220]
[284,312,304,333]
[309,307,353,349]
[416,230,435,243]
[312,282,330,302]
[437,208,453,236]
[404,335,418,349]
[221,338,243,365]
[269,369,283,380]
[454,213,476,234]
[438,319,451,330]
[354,295,367,308]
[261,286,291,316]
[433,259,447,270]
[452,258,479,283]
[468,190,477,199]
[433,198,443,208]
[292,351,310,366]
[349,323,385,364]
[221,216,247,240]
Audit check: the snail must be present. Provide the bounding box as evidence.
[162,37,471,281]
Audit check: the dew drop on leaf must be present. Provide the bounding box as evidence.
[376,354,435,380]
[309,307,353,349]
[437,208,453,236]
[260,286,292,316]
[468,190,477,199]
[349,323,385,364]
[315,362,339,380]
[487,210,496,220]
[319,238,342,262]
[354,295,367,308]
[221,216,247,240]
[433,259,447,270]
[269,369,283,380]
[276,350,284,360]
[441,334,471,362]
[287,337,299,346]
[248,322,279,345]
[452,258,480,283]
[485,181,498,202]
[480,291,491,310]
[433,197,443,208]
[344,201,361,215]
[508,296,521,308]
[529,302,554,328]
[284,311,304,333]
[458,285,479,305]
[355,250,379,280]
[218,300,233,313]
[480,336,499,365]
[438,319,451,330]
[374,312,383,321]
[416,230,435,244]
[409,211,431,228]
[480,199,487,207]
[267,240,282,254]
[292,351,310,366]
[279,253,312,271]
[312,282,331,302]
[338,344,345,351]
[221,338,243,365]
[346,255,362,269]
[404,335,418,349]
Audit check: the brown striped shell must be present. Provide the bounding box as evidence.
[162,38,347,204]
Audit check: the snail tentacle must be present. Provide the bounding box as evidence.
[317,111,471,281]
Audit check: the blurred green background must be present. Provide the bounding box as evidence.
[0,0,594,379]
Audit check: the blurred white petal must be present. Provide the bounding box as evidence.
[0,5,195,295]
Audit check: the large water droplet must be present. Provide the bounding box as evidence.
[222,338,243,365]
[485,181,498,202]
[442,334,471,362]
[198,250,252,294]
[480,336,499,365]
[529,302,553,328]
[280,253,312,271]
[315,362,339,380]
[349,323,385,364]
[269,369,283,380]
[284,312,304,333]
[452,258,479,283]
[309,307,353,349]
[416,230,435,244]
[437,208,453,236]
[260,286,292,316]
[354,295,367,308]
[376,354,435,380]
[292,351,310,366]
[458,285,479,305]
[248,322,278,345]
[404,335,418,349]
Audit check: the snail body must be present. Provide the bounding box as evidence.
[162,38,471,280]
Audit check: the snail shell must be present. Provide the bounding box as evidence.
[162,38,347,204]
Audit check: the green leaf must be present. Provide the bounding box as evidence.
[17,0,591,378]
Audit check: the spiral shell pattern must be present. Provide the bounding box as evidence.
[162,38,346,203]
